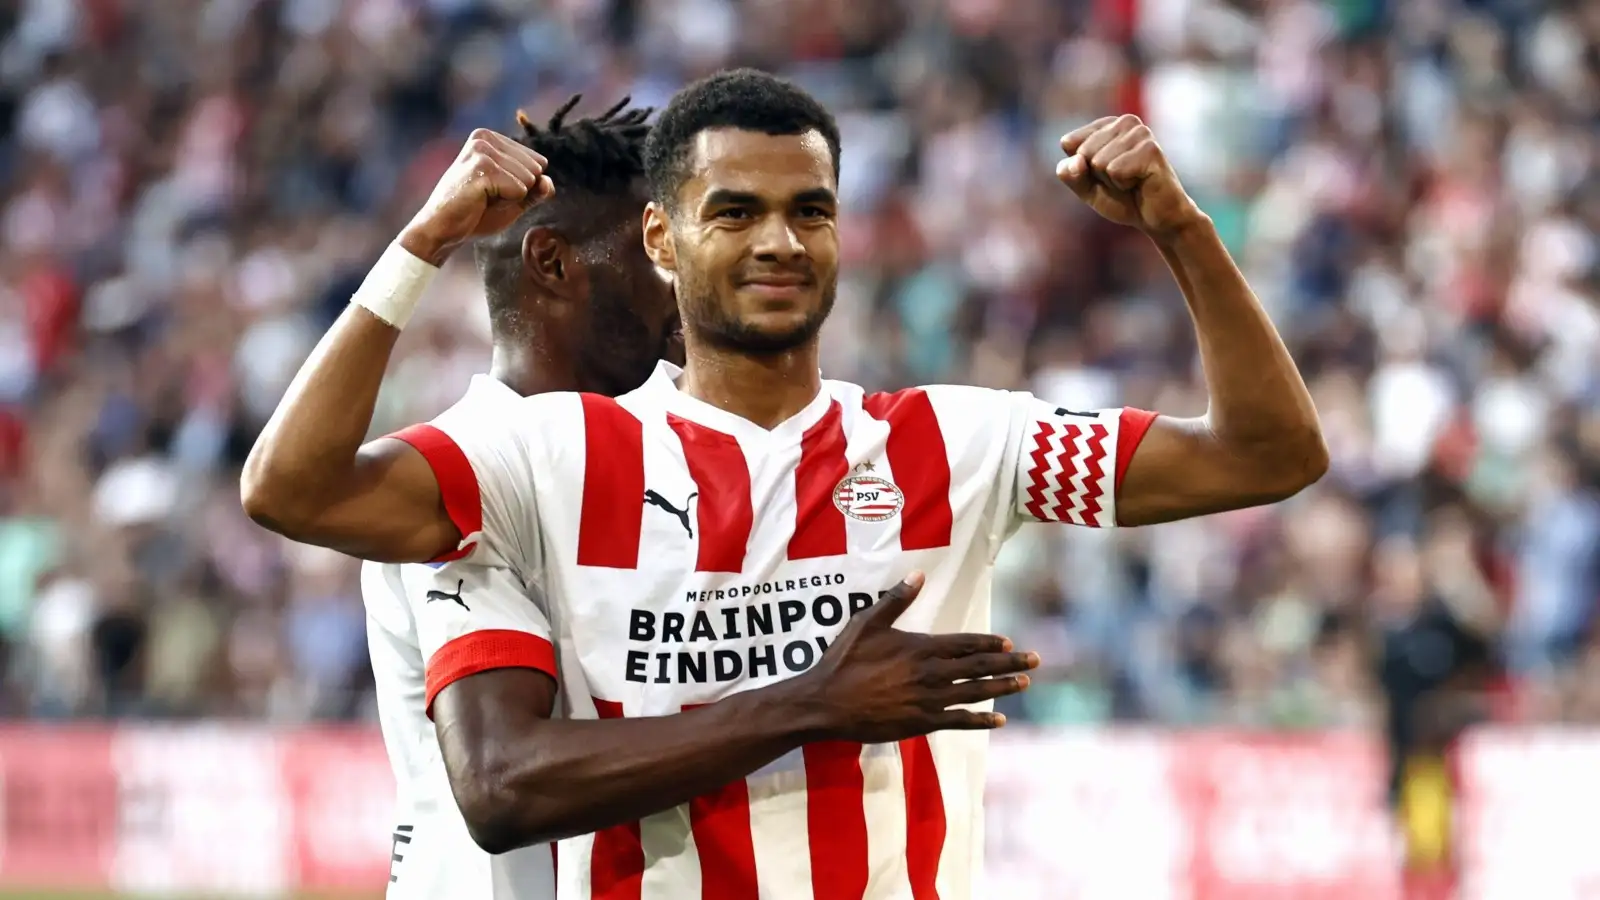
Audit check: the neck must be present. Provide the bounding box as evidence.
[490,341,591,396]
[679,337,823,429]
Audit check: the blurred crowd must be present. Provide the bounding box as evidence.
[0,0,1596,731]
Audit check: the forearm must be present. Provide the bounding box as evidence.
[1153,217,1323,456]
[448,681,821,851]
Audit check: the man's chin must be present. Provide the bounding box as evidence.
[718,312,825,354]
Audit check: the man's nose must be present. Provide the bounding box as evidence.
[751,214,804,262]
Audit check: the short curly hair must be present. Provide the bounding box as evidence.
[473,95,653,332]
[644,68,841,209]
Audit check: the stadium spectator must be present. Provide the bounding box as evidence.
[0,0,1596,734]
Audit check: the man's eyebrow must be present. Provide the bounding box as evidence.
[702,189,763,207]
[793,188,837,206]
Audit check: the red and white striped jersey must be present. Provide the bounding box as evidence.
[393,363,1155,900]
[364,377,557,900]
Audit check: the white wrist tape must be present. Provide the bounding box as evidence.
[351,242,439,330]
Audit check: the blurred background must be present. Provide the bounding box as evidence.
[0,0,1596,897]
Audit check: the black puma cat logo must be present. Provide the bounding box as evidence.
[644,489,697,538]
[425,580,469,611]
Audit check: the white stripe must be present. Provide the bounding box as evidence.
[750,765,812,900]
[842,412,896,553]
[640,806,699,899]
[931,730,986,900]
[862,744,912,899]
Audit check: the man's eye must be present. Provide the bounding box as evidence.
[715,208,752,220]
[798,206,831,218]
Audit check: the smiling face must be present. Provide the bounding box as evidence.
[643,127,840,355]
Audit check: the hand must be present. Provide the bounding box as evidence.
[399,129,556,266]
[793,572,1039,744]
[1057,115,1206,239]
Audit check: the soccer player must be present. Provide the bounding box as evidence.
[360,97,680,899]
[246,68,1325,898]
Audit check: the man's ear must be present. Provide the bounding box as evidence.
[521,226,585,301]
[642,202,677,275]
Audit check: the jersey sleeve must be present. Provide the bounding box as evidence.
[384,395,549,568]
[1003,394,1157,528]
[399,561,557,717]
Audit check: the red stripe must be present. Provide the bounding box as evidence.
[788,401,849,560]
[578,395,645,569]
[900,736,946,899]
[1114,407,1157,491]
[590,698,644,900]
[684,704,760,899]
[388,423,481,562]
[424,630,557,717]
[668,416,753,573]
[803,741,868,899]
[863,390,953,550]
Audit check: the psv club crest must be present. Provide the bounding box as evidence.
[833,461,904,522]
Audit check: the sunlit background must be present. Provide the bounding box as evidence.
[1,0,1597,897]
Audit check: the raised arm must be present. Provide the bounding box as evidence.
[1057,116,1328,525]
[240,130,554,562]
[411,568,1037,853]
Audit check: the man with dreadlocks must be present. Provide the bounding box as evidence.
[357,96,677,899]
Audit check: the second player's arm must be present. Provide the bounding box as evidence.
[239,297,459,562]
[240,130,552,562]
[430,574,1035,854]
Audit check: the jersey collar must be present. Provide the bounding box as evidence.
[635,360,834,444]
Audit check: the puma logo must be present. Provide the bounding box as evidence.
[425,580,469,611]
[644,489,697,538]
[1054,407,1096,418]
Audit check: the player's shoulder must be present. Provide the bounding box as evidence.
[821,380,1002,414]
[860,382,1018,423]
[431,381,589,449]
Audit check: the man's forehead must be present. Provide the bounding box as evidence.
[684,128,835,198]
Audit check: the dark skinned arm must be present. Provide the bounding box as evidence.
[241,130,553,562]
[1057,115,1327,526]
[429,574,1037,854]
[436,669,809,854]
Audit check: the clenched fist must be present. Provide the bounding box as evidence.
[1057,115,1205,238]
[399,129,556,267]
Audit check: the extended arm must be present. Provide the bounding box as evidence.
[1058,116,1327,526]
[240,130,553,562]
[424,573,1035,853]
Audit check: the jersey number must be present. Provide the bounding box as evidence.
[390,824,413,883]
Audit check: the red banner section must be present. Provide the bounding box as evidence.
[0,726,117,890]
[0,725,1594,896]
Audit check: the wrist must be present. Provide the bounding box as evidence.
[351,241,439,330]
[1145,209,1216,250]
[758,673,836,743]
[397,223,458,269]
